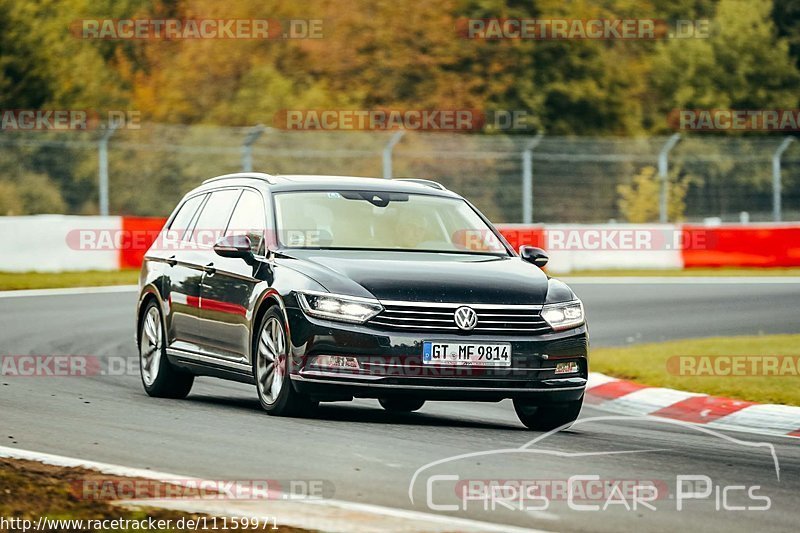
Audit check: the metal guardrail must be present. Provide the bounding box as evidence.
[0,125,797,223]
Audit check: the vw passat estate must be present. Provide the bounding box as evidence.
[136,174,588,430]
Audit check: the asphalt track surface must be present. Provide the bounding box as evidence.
[1,279,799,532]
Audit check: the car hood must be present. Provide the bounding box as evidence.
[276,249,550,305]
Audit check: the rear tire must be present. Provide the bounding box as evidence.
[513,398,583,431]
[254,307,318,416]
[138,300,194,399]
[379,397,425,413]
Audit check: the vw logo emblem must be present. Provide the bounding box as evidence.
[454,306,478,331]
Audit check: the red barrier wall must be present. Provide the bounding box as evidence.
[682,225,800,268]
[496,225,546,251]
[119,217,167,269]
[117,219,800,270]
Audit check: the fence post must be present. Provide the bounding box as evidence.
[382,131,405,179]
[241,124,266,172]
[772,136,795,222]
[98,123,118,217]
[522,132,544,224]
[658,133,681,223]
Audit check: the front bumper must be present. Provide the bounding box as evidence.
[286,307,588,402]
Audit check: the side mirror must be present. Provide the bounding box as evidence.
[213,234,253,259]
[519,245,549,268]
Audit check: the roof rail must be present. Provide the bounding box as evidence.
[202,172,277,185]
[393,178,447,190]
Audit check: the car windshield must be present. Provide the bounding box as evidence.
[273,190,508,254]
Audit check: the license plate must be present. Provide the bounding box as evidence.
[422,341,511,366]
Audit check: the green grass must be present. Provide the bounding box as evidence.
[0,269,139,290]
[562,267,800,277]
[591,334,800,406]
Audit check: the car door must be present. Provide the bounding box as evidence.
[197,188,269,363]
[171,188,242,355]
[160,192,208,353]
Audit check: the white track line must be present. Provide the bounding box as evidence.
[0,285,138,298]
[0,445,545,533]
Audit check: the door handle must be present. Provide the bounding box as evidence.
[166,255,177,266]
[204,262,216,275]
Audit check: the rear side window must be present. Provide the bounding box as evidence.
[188,189,242,246]
[167,194,206,241]
[226,190,267,254]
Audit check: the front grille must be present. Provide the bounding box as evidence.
[369,301,551,335]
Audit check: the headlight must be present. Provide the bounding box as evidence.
[296,291,383,324]
[541,300,585,331]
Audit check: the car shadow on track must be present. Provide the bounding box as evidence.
[314,403,523,430]
[185,393,524,431]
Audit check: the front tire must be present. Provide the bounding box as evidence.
[379,397,425,412]
[513,398,583,431]
[138,300,194,398]
[254,307,317,416]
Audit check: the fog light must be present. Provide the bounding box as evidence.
[310,355,360,370]
[554,361,579,375]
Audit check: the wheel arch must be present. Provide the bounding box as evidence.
[250,289,290,365]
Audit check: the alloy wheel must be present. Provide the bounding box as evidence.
[256,316,286,404]
[140,306,162,386]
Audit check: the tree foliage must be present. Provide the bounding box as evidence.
[617,165,691,222]
[1,0,799,215]
[1,0,797,133]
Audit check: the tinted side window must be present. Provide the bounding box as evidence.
[225,190,267,254]
[189,189,242,246]
[167,194,205,241]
